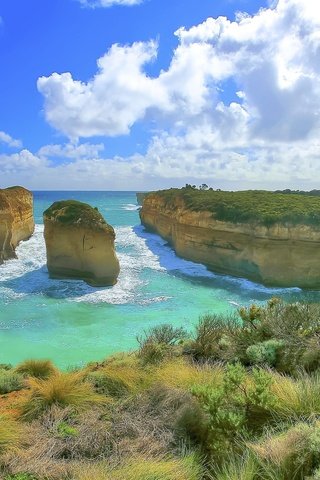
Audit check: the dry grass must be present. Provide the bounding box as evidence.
[270,371,320,419]
[0,415,22,453]
[153,358,223,391]
[248,422,320,479]
[19,372,104,420]
[71,454,202,480]
[15,359,57,379]
[214,453,258,480]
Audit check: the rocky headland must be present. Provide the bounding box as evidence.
[0,186,34,264]
[43,200,120,286]
[139,188,320,289]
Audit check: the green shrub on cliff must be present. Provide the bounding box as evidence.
[43,199,113,232]
[150,187,320,227]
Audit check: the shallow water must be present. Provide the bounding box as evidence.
[0,191,319,368]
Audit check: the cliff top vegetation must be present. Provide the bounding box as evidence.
[147,187,320,227]
[43,200,113,232]
[2,299,320,479]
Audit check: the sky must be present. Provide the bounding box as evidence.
[0,0,320,191]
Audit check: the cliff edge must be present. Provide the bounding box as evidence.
[43,200,120,286]
[139,188,320,289]
[0,186,34,264]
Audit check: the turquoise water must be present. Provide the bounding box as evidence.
[1,191,320,368]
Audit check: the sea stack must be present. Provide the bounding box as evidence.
[43,200,120,286]
[0,186,35,264]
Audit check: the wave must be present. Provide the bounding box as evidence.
[0,225,165,306]
[0,223,304,309]
[122,203,140,211]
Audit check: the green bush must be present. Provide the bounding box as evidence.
[0,369,24,394]
[192,364,276,459]
[246,340,284,367]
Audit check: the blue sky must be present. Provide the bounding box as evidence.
[0,0,319,190]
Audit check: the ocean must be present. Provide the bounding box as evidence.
[0,191,319,368]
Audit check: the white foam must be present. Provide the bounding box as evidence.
[0,225,46,283]
[122,203,140,211]
[0,222,300,307]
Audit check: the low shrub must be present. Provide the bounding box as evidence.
[15,359,57,379]
[192,363,276,459]
[20,373,103,420]
[0,369,24,394]
[188,314,238,361]
[138,341,171,365]
[137,324,188,365]
[87,371,129,397]
[137,324,188,348]
[246,340,284,367]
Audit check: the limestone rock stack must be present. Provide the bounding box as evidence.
[0,186,34,264]
[43,200,120,286]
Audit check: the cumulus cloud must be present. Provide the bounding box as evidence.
[0,131,22,149]
[77,0,143,8]
[33,0,320,188]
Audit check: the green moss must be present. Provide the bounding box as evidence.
[147,188,320,227]
[43,200,113,232]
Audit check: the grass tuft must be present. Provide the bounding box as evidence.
[15,359,57,379]
[20,372,104,420]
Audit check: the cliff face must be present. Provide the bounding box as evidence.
[0,186,34,264]
[140,193,320,289]
[136,192,148,206]
[43,200,120,286]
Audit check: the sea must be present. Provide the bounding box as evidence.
[1,191,319,369]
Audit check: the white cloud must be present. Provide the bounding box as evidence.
[0,131,22,149]
[77,0,143,9]
[31,0,320,189]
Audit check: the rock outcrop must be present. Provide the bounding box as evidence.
[0,186,34,264]
[43,200,120,286]
[140,192,320,289]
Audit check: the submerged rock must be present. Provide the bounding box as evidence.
[43,200,120,286]
[0,186,34,264]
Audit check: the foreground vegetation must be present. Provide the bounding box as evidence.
[1,299,320,479]
[148,187,320,227]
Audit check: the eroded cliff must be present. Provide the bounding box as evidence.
[0,186,34,264]
[44,200,120,286]
[140,190,320,289]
